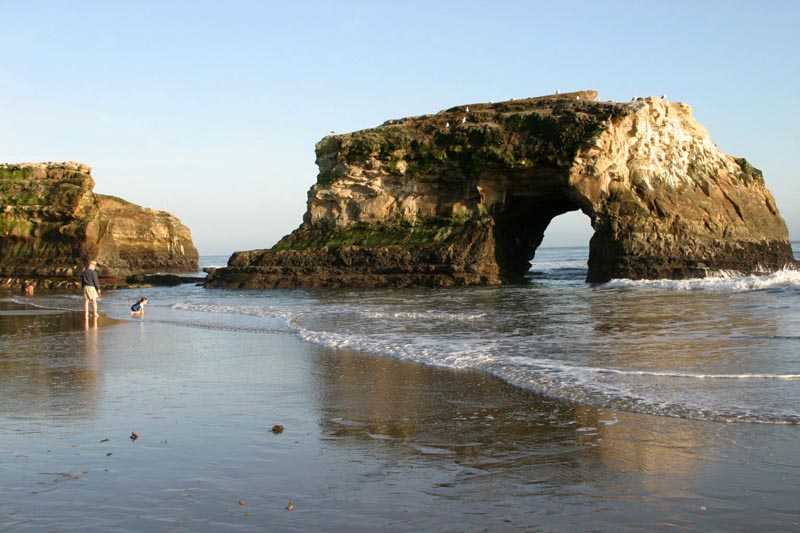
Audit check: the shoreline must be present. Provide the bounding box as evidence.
[0,295,126,328]
[2,293,799,531]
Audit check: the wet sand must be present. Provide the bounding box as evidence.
[1,297,799,532]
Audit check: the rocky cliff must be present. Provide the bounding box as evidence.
[206,91,795,288]
[1,162,198,289]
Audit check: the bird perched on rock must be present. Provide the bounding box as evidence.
[465,106,470,113]
[461,116,466,124]
[445,122,450,128]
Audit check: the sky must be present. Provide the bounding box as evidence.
[1,0,798,255]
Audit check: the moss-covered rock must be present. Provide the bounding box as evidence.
[0,162,199,289]
[206,91,795,289]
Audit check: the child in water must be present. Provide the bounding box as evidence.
[131,297,148,315]
[21,280,34,296]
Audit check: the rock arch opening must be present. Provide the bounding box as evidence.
[491,193,589,281]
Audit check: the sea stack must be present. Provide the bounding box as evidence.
[206,91,795,288]
[0,161,199,288]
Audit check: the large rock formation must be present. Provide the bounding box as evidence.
[206,91,795,288]
[1,162,198,289]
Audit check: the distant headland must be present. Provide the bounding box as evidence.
[0,161,198,290]
[205,90,796,288]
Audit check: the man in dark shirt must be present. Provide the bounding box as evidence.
[82,260,102,317]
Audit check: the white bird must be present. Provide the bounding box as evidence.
[576,96,580,100]
[465,106,470,113]
[461,116,466,124]
[445,122,450,128]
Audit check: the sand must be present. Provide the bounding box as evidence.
[1,296,799,532]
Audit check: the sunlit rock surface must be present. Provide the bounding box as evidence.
[1,162,198,288]
[206,91,795,288]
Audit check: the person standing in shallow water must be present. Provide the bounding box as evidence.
[82,260,102,317]
[21,280,34,296]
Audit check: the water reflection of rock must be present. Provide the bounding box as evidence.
[585,289,779,372]
[312,347,712,493]
[313,348,584,454]
[0,301,102,421]
[573,405,712,496]
[317,353,708,483]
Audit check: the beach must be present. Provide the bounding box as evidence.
[2,279,799,532]
[4,2,800,530]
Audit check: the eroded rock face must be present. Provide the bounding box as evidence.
[206,91,795,288]
[1,162,198,288]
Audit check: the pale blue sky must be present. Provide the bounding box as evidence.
[2,0,798,255]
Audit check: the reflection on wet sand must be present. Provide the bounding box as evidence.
[573,404,709,496]
[0,299,105,421]
[312,346,710,497]
[1,290,795,531]
[84,313,100,371]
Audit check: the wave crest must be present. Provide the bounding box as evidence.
[605,268,800,291]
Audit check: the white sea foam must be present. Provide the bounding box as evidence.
[293,324,800,424]
[494,360,800,424]
[605,267,800,291]
[358,309,486,321]
[504,356,800,380]
[171,301,293,320]
[530,260,587,271]
[201,263,228,270]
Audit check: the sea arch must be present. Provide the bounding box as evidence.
[480,176,590,281]
[205,92,795,289]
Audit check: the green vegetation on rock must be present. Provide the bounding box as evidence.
[0,166,34,180]
[204,91,796,289]
[315,96,625,186]
[274,214,486,250]
[1,161,199,287]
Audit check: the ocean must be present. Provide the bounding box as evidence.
[166,244,796,424]
[2,244,799,531]
[13,245,800,426]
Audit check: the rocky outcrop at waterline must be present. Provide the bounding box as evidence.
[1,162,199,289]
[205,90,796,289]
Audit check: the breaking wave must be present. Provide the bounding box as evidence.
[605,267,800,291]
